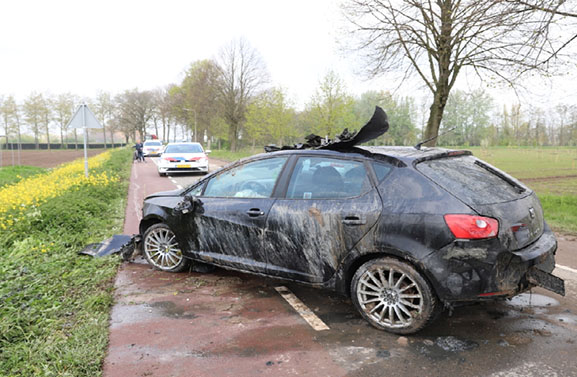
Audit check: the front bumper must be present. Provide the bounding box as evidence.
[424,223,564,302]
[158,161,209,174]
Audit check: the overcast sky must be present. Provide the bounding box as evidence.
[1,0,576,110]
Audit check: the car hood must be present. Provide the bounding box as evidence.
[145,188,184,200]
[161,152,206,160]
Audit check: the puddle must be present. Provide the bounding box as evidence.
[416,336,479,360]
[505,293,559,308]
[149,301,199,319]
[435,336,479,352]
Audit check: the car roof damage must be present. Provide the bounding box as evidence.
[264,106,389,153]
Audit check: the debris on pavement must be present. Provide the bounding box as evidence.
[78,234,141,260]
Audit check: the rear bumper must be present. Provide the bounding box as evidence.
[424,223,562,302]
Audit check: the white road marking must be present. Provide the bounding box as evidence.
[556,264,577,276]
[275,286,330,331]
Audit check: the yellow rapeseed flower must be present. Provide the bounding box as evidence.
[0,151,118,218]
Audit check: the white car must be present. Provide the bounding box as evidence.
[157,142,209,176]
[143,140,163,157]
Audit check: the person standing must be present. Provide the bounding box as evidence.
[133,140,145,163]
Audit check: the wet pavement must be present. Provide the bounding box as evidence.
[103,158,577,377]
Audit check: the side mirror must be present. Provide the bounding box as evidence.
[174,195,203,215]
[205,150,211,155]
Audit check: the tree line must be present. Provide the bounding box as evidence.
[2,27,577,151]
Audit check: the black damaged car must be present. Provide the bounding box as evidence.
[138,107,564,334]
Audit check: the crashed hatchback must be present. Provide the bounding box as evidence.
[138,107,564,334]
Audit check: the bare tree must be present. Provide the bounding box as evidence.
[52,93,76,148]
[216,39,269,151]
[115,89,155,141]
[23,92,47,149]
[344,0,577,146]
[95,91,116,148]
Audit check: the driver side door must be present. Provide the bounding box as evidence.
[181,156,288,273]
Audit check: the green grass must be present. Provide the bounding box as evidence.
[209,148,260,162]
[0,165,47,188]
[0,148,132,377]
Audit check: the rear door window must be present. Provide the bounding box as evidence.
[417,155,529,205]
[286,157,371,199]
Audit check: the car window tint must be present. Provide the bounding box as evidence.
[371,162,392,182]
[145,141,162,146]
[286,157,371,199]
[203,157,287,198]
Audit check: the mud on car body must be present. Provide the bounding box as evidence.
[138,109,564,334]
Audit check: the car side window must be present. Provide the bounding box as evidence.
[286,157,371,199]
[187,183,204,197]
[203,157,287,198]
[371,162,392,182]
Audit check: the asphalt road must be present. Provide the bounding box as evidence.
[107,157,577,377]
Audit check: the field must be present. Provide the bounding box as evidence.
[0,148,106,168]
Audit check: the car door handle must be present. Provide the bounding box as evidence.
[246,208,265,217]
[342,215,366,225]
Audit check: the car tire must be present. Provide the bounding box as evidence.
[351,257,438,334]
[142,223,190,272]
[158,172,166,177]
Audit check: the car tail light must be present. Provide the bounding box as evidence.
[444,214,499,240]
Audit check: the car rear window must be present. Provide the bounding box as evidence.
[164,144,203,153]
[417,155,529,205]
[145,141,162,146]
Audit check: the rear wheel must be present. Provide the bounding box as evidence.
[351,257,438,334]
[143,223,189,272]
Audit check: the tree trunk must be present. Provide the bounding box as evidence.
[229,122,238,151]
[103,125,107,149]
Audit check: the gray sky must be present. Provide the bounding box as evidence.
[1,0,576,111]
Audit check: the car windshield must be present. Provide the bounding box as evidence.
[164,144,203,154]
[145,141,162,146]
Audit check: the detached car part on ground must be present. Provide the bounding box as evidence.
[138,107,564,334]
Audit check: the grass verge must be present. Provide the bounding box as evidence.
[209,148,258,162]
[539,194,577,235]
[0,148,132,376]
[0,165,46,188]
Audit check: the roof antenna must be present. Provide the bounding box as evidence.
[414,126,457,150]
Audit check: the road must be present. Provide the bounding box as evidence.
[104,157,577,377]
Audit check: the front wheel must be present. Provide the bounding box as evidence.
[143,223,189,272]
[351,257,438,334]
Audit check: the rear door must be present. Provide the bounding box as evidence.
[264,155,382,283]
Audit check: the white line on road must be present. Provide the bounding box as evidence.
[275,286,330,331]
[556,264,577,276]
